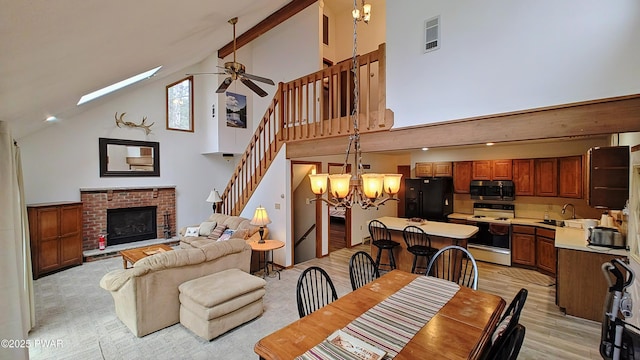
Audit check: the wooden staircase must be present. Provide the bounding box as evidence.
[220,43,393,215]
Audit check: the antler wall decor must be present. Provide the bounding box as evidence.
[114,112,154,135]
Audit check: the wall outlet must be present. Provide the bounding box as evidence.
[305,198,310,205]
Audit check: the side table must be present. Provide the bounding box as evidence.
[249,240,284,279]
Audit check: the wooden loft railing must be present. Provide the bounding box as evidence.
[220,43,392,215]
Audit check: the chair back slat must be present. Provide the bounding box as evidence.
[349,251,380,290]
[368,219,391,241]
[296,266,338,318]
[426,245,479,290]
[402,225,431,248]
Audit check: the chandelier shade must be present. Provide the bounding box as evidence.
[309,173,329,195]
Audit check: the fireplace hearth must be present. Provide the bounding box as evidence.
[107,206,157,246]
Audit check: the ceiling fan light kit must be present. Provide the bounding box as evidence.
[189,17,274,97]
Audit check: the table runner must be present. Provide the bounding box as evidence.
[296,276,460,360]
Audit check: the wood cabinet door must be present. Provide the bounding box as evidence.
[512,232,536,266]
[472,160,492,180]
[559,156,583,198]
[59,205,83,267]
[433,162,453,177]
[453,161,472,193]
[513,159,535,196]
[492,159,513,180]
[36,208,62,273]
[415,162,433,177]
[536,237,557,275]
[535,158,558,197]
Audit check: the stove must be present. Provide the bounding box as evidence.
[466,203,515,266]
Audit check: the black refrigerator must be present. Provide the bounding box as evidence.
[405,177,453,221]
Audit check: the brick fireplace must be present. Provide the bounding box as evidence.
[80,186,176,251]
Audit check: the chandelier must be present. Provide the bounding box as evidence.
[308,0,402,209]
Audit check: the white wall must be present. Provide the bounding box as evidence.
[387,0,640,128]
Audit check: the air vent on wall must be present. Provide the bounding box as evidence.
[424,16,440,53]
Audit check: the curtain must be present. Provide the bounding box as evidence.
[0,121,34,360]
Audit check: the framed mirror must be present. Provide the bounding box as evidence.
[166,76,194,132]
[99,138,160,177]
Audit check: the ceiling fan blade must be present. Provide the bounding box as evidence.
[187,72,226,76]
[240,78,268,97]
[240,72,275,85]
[216,77,233,93]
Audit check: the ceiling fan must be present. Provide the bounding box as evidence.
[189,17,275,97]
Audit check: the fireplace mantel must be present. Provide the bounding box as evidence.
[79,185,176,192]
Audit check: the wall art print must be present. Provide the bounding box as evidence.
[225,92,247,128]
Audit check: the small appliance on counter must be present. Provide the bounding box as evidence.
[588,226,626,249]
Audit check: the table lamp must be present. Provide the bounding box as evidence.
[206,189,222,213]
[250,205,271,244]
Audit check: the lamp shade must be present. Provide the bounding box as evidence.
[383,174,403,195]
[361,173,384,199]
[250,206,272,227]
[206,189,222,203]
[329,174,352,199]
[309,173,328,195]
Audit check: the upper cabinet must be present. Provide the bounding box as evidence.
[453,161,473,193]
[415,162,452,177]
[586,146,630,209]
[472,160,512,180]
[559,156,583,198]
[535,158,558,197]
[513,159,535,196]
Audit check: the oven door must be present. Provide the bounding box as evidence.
[467,221,511,266]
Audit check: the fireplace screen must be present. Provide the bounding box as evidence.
[107,206,157,245]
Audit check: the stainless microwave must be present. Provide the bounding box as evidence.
[469,180,515,201]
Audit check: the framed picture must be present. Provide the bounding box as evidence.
[226,92,247,128]
[166,76,194,132]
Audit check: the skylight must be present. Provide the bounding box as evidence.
[77,66,162,105]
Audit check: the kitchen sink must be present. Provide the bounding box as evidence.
[536,219,565,227]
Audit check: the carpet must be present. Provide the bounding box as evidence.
[497,268,555,286]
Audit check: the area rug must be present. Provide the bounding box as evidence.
[497,268,555,286]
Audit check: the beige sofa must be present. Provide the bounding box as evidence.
[99,239,252,337]
[178,213,268,249]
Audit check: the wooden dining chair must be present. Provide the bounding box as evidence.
[402,225,438,274]
[349,251,380,290]
[369,219,400,272]
[425,245,479,290]
[296,266,338,318]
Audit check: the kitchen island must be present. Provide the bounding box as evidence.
[369,216,479,273]
[555,227,628,322]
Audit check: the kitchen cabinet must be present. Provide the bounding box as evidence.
[472,160,512,180]
[534,158,558,197]
[512,159,535,196]
[415,162,452,177]
[557,248,627,322]
[453,161,472,193]
[448,218,468,225]
[28,202,83,279]
[511,225,536,266]
[536,227,556,276]
[558,155,582,198]
[586,146,630,209]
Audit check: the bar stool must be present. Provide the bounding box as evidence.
[368,220,399,272]
[402,225,437,274]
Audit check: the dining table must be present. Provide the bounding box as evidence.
[254,270,506,359]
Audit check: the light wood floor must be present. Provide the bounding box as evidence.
[307,244,602,360]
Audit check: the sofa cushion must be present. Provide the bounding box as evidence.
[201,239,249,262]
[222,216,246,230]
[134,247,206,270]
[198,221,217,236]
[231,229,249,240]
[178,268,266,309]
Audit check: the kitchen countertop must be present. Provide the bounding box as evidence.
[448,212,629,256]
[374,216,478,239]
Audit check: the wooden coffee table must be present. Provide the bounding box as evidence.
[120,244,173,269]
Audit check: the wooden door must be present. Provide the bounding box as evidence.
[512,233,536,266]
[36,207,62,273]
[536,237,557,275]
[492,160,512,180]
[328,163,351,249]
[59,204,83,267]
[535,158,558,197]
[397,165,411,218]
[513,159,535,196]
[472,160,492,180]
[453,161,472,193]
[559,156,583,198]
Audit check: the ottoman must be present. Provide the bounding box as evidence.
[178,268,267,340]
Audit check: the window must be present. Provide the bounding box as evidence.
[166,76,194,132]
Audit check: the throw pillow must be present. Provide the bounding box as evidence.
[208,224,227,240]
[198,221,217,236]
[230,229,249,240]
[184,226,200,237]
[217,229,235,241]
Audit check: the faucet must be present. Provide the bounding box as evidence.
[562,203,576,219]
